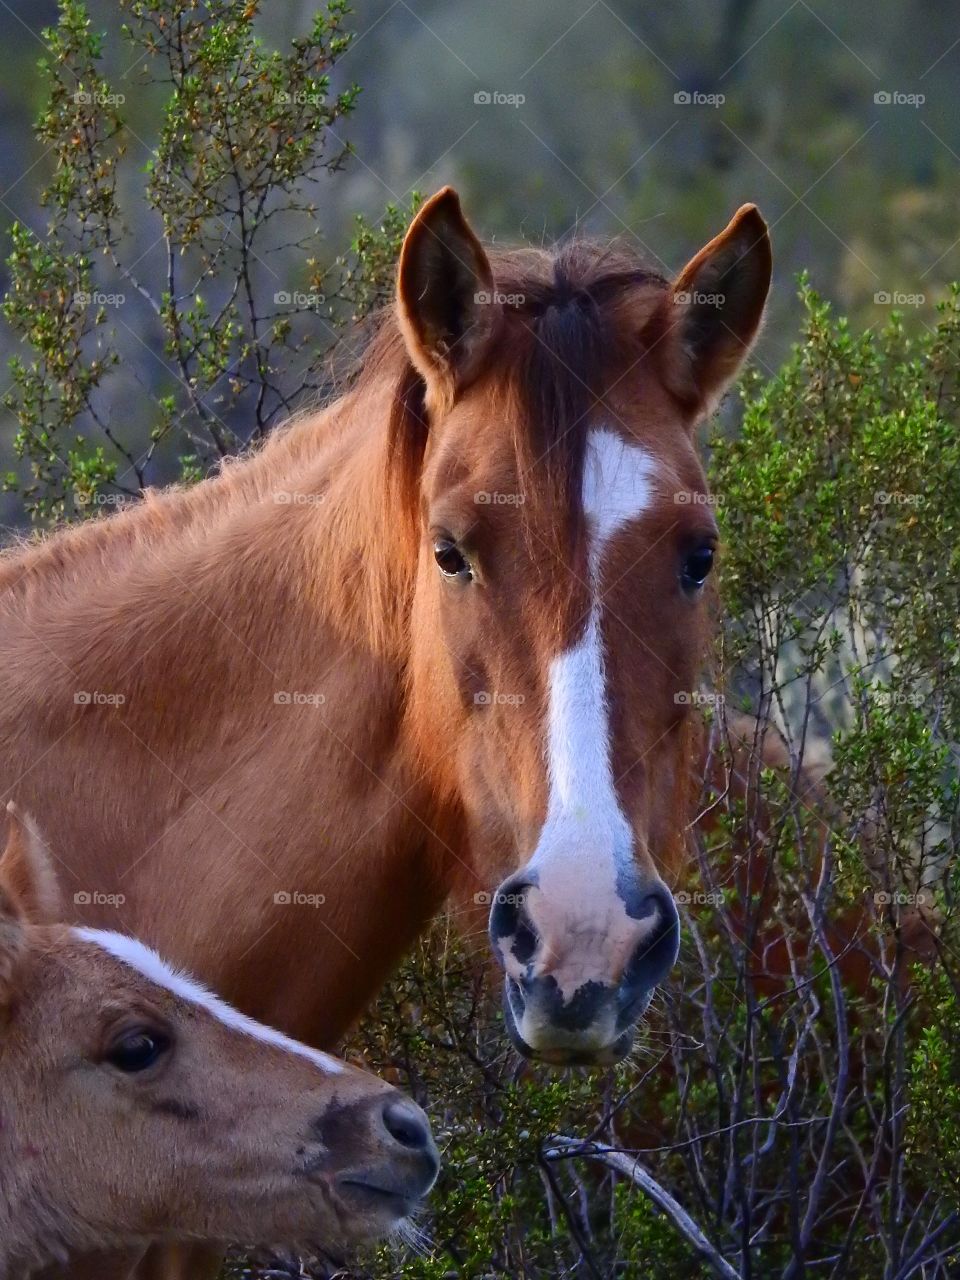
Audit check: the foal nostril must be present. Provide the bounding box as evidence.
[381,1098,432,1152]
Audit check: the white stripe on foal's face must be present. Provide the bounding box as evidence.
[73,928,343,1073]
[519,428,660,1001]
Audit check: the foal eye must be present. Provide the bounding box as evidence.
[434,537,471,580]
[105,1029,171,1074]
[681,545,715,591]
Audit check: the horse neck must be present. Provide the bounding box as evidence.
[307,378,422,662]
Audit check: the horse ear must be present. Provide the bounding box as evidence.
[0,804,61,1007]
[0,809,29,1007]
[396,187,500,413]
[661,204,771,417]
[0,804,60,927]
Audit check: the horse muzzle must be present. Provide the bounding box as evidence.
[489,874,680,1065]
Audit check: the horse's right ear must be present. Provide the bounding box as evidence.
[0,804,60,1006]
[396,187,501,416]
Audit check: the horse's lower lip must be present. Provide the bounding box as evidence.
[337,1179,415,1215]
[502,988,636,1066]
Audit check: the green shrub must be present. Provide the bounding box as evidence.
[3,6,958,1278]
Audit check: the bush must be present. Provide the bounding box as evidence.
[4,6,959,1278]
[2,0,414,518]
[338,284,960,1280]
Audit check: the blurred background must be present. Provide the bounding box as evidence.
[1,9,958,1276]
[1,0,958,520]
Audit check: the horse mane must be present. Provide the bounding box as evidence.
[0,238,670,645]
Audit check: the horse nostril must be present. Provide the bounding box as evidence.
[381,1098,431,1152]
[488,876,539,967]
[624,886,681,993]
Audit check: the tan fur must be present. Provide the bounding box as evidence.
[0,812,437,1279]
[0,192,769,1279]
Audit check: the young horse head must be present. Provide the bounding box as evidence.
[389,190,771,1063]
[0,805,438,1278]
[0,189,771,1099]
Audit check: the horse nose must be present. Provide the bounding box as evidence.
[488,873,679,989]
[378,1094,440,1189]
[619,884,680,1007]
[381,1097,433,1153]
[488,871,680,1062]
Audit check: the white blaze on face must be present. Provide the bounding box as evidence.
[514,428,661,1003]
[73,927,343,1073]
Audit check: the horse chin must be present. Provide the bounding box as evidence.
[330,1161,437,1244]
[501,985,637,1067]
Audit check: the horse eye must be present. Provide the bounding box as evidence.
[105,1029,171,1073]
[681,545,715,590]
[434,537,471,580]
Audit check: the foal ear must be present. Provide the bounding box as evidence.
[0,804,60,927]
[661,204,772,417]
[396,187,500,413]
[0,807,32,1005]
[0,805,61,1006]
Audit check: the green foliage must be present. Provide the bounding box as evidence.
[908,961,960,1201]
[2,0,413,519]
[4,7,959,1278]
[333,283,960,1279]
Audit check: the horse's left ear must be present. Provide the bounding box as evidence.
[660,204,772,418]
[396,187,501,414]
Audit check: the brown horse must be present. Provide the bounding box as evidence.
[0,805,438,1279]
[0,189,770,1277]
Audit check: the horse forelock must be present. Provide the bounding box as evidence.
[358,238,671,565]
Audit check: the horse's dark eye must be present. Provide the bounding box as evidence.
[681,545,715,590]
[434,538,471,580]
[105,1029,171,1073]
